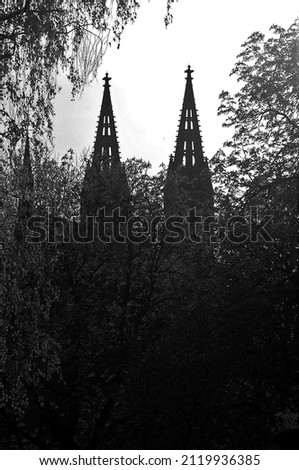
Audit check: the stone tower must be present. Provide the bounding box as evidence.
[81,73,128,217]
[92,73,121,170]
[165,66,213,213]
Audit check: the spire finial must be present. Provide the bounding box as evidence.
[185,65,194,80]
[103,72,111,87]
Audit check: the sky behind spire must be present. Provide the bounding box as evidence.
[53,0,298,172]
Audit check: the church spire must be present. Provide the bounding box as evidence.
[92,73,120,169]
[81,73,128,218]
[173,65,205,170]
[169,66,213,205]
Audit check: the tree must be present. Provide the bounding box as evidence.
[1,0,178,142]
[1,155,177,449]
[0,0,179,306]
[2,16,298,450]
[212,21,298,202]
[211,20,298,291]
[209,20,299,441]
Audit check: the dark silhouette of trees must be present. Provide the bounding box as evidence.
[208,20,299,448]
[1,19,298,449]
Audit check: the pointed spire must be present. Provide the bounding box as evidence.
[81,74,128,218]
[167,154,174,175]
[173,65,205,170]
[168,66,213,205]
[92,73,120,170]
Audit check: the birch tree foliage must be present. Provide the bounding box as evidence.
[1,0,177,142]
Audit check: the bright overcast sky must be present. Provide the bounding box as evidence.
[53,0,298,172]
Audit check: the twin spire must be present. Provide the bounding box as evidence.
[89,67,213,209]
[20,68,213,221]
[91,67,212,202]
[92,67,207,171]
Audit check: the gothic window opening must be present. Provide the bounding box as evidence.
[182,142,187,166]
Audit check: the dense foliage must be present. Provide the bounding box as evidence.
[212,22,298,202]
[1,19,298,449]
[1,0,176,143]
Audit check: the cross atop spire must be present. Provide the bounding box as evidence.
[185,65,194,79]
[103,72,111,87]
